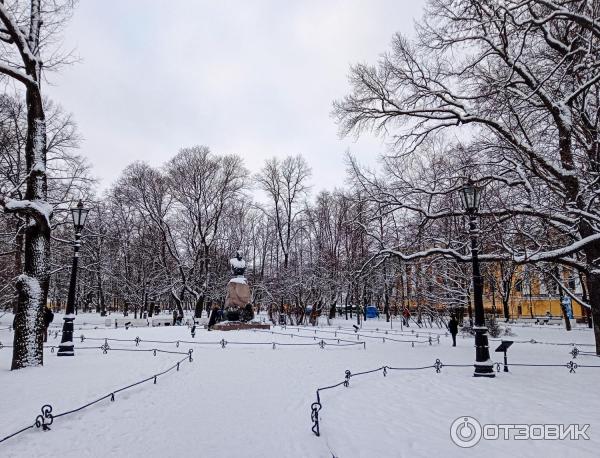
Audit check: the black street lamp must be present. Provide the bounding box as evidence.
[57,200,89,357]
[460,179,495,378]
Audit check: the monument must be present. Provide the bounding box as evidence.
[224,250,251,321]
[208,250,270,331]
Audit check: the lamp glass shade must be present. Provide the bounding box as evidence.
[461,183,480,212]
[71,200,89,229]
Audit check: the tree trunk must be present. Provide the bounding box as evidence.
[560,301,572,331]
[11,84,49,370]
[587,272,600,355]
[328,302,336,320]
[384,291,390,322]
[98,272,106,316]
[501,279,511,322]
[578,272,592,328]
[171,290,185,319]
[12,223,24,314]
[362,286,368,321]
[194,295,204,319]
[148,299,155,317]
[581,235,600,353]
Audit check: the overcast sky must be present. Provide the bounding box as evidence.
[45,0,425,193]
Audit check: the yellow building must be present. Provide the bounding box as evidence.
[483,272,588,319]
[394,264,589,320]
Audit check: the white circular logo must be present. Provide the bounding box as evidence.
[450,416,482,448]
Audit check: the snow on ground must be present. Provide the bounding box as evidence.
[1,313,599,457]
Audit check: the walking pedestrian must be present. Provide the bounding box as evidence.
[43,305,54,343]
[448,314,458,347]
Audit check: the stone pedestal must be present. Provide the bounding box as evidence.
[225,277,251,309]
[211,276,257,327]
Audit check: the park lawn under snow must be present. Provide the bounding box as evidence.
[0,313,599,458]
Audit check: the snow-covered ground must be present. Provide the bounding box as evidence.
[1,313,599,457]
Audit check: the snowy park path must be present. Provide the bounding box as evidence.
[1,316,600,457]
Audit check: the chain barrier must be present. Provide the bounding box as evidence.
[281,324,595,347]
[571,347,580,358]
[504,321,591,331]
[8,333,592,355]
[311,325,445,338]
[0,324,102,333]
[1,339,366,353]
[6,323,590,350]
[252,329,367,345]
[254,328,433,345]
[0,350,193,445]
[297,324,597,348]
[71,334,367,350]
[489,337,595,347]
[0,319,592,334]
[310,357,600,437]
[283,324,438,341]
[569,346,600,358]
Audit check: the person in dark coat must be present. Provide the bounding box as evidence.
[402,307,410,327]
[172,309,178,326]
[207,304,219,330]
[43,306,54,342]
[448,314,459,347]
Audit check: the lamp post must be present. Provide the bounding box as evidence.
[460,180,495,378]
[57,200,89,357]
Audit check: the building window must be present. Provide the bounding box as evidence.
[515,279,523,293]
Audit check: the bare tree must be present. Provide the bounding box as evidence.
[256,155,311,270]
[166,146,247,317]
[334,0,600,352]
[0,0,76,368]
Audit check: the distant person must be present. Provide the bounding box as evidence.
[402,307,410,327]
[172,309,178,326]
[43,305,54,343]
[448,315,458,347]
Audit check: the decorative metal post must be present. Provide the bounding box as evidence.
[461,180,495,378]
[57,200,89,357]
